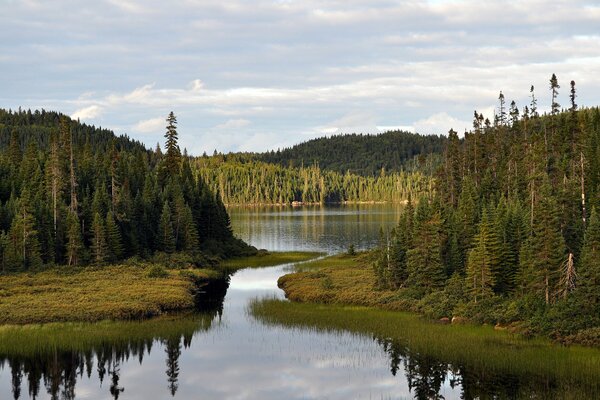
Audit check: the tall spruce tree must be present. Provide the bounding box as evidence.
[105,211,124,262]
[465,209,499,302]
[577,208,600,310]
[91,212,108,266]
[65,210,83,267]
[407,211,445,292]
[164,112,181,177]
[158,202,176,254]
[519,180,566,304]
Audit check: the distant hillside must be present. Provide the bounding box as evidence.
[258,131,447,176]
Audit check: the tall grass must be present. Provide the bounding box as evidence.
[0,264,219,324]
[250,299,600,398]
[0,313,215,358]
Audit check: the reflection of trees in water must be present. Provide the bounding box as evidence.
[165,338,182,396]
[377,337,567,400]
[2,278,228,400]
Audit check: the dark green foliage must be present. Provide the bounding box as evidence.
[158,202,176,254]
[0,109,249,272]
[465,209,498,302]
[576,208,600,320]
[66,210,83,267]
[105,211,124,262]
[259,130,446,176]
[91,212,108,266]
[371,77,600,342]
[196,155,432,205]
[407,211,445,292]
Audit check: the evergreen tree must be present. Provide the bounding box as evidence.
[91,212,108,266]
[407,211,445,292]
[7,189,42,270]
[520,180,566,304]
[164,112,181,177]
[577,208,600,310]
[465,210,499,302]
[65,210,83,267]
[550,73,560,115]
[158,202,176,254]
[105,211,124,262]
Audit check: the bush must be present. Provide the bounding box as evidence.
[347,245,356,256]
[147,265,169,278]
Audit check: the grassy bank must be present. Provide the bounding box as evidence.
[0,313,214,358]
[0,264,219,325]
[220,251,323,270]
[250,299,600,398]
[278,252,403,307]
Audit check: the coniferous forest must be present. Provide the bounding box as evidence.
[195,154,434,205]
[373,76,600,342]
[0,109,251,273]
[258,130,446,176]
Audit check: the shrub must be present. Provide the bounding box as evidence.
[147,265,169,278]
[347,244,356,256]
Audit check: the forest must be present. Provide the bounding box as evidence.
[258,130,446,176]
[195,153,434,205]
[372,76,600,342]
[0,109,251,273]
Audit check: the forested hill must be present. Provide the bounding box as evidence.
[258,130,446,176]
[0,109,251,273]
[372,77,600,343]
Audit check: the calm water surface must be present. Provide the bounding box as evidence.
[0,205,588,399]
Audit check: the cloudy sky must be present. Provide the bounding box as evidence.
[1,0,600,155]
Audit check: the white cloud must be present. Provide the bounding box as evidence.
[71,105,102,120]
[2,0,600,154]
[214,119,251,130]
[413,112,471,136]
[132,117,165,133]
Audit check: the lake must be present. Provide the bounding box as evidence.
[0,204,598,399]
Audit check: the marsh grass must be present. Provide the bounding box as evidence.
[220,251,323,270]
[251,299,600,396]
[278,252,403,307]
[0,313,215,358]
[0,265,219,324]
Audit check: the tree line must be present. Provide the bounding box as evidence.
[258,130,446,176]
[373,75,600,341]
[0,109,249,273]
[195,153,434,205]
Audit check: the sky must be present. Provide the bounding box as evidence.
[1,0,600,155]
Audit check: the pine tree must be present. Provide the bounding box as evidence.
[164,112,181,177]
[46,132,64,235]
[158,202,176,254]
[465,210,499,302]
[577,208,600,309]
[407,211,445,292]
[550,73,560,115]
[91,212,108,266]
[65,210,83,267]
[8,189,42,270]
[179,205,199,253]
[105,211,124,262]
[520,180,566,304]
[8,129,21,166]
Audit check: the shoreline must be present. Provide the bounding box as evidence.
[225,200,408,207]
[0,251,320,326]
[276,252,600,348]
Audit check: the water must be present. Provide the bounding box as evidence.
[0,205,595,399]
[228,204,405,253]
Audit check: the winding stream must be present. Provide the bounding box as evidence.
[1,205,597,399]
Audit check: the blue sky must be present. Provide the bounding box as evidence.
[1,0,600,155]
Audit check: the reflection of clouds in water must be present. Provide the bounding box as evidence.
[0,211,457,399]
